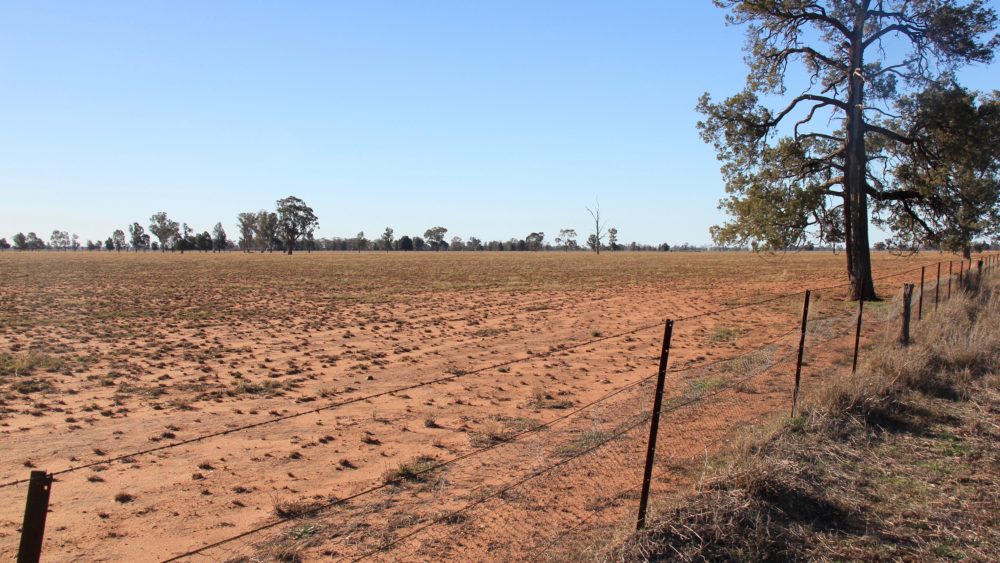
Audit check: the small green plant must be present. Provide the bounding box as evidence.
[381,455,438,484]
[287,523,318,540]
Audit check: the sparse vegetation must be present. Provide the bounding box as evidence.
[273,497,324,519]
[381,455,439,485]
[708,326,740,343]
[618,275,1000,561]
[0,248,988,561]
[527,387,574,410]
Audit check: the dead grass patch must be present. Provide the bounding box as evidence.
[614,276,1000,562]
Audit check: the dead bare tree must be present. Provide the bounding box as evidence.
[586,202,605,255]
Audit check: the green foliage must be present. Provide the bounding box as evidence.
[49,230,70,250]
[149,212,179,251]
[111,229,126,252]
[275,196,318,255]
[423,226,448,251]
[211,222,228,251]
[24,232,45,250]
[128,222,146,251]
[881,83,1000,257]
[525,231,544,250]
[700,0,998,278]
[194,231,212,252]
[255,210,279,252]
[380,227,394,251]
[236,212,255,252]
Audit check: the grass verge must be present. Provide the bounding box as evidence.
[614,275,1000,561]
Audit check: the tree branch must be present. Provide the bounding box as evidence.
[767,46,847,72]
[863,23,923,49]
[902,202,939,238]
[770,94,849,126]
[865,123,915,145]
[868,187,921,201]
[795,132,845,143]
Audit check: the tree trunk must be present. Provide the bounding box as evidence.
[843,2,877,301]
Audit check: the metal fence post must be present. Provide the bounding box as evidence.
[934,262,941,310]
[948,261,953,300]
[917,266,925,320]
[900,284,914,346]
[17,470,53,563]
[636,319,673,531]
[791,290,811,418]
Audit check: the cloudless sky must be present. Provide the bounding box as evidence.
[1,1,997,245]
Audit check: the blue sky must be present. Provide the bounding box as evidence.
[1,1,997,245]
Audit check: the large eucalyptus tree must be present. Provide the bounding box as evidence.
[698,0,997,299]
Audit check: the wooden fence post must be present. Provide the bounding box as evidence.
[17,470,52,563]
[900,284,914,346]
[636,319,673,531]
[791,290,811,418]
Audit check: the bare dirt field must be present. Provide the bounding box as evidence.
[0,250,945,561]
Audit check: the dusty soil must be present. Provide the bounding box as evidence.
[0,251,945,561]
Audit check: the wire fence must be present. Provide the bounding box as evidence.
[1,254,995,562]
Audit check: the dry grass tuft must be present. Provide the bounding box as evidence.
[820,283,1000,422]
[272,497,325,519]
[613,275,1000,562]
[381,455,439,485]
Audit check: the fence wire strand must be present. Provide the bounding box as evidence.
[2,255,990,563]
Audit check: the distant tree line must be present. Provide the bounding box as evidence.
[13,224,995,254]
[26,194,979,254]
[2,196,688,253]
